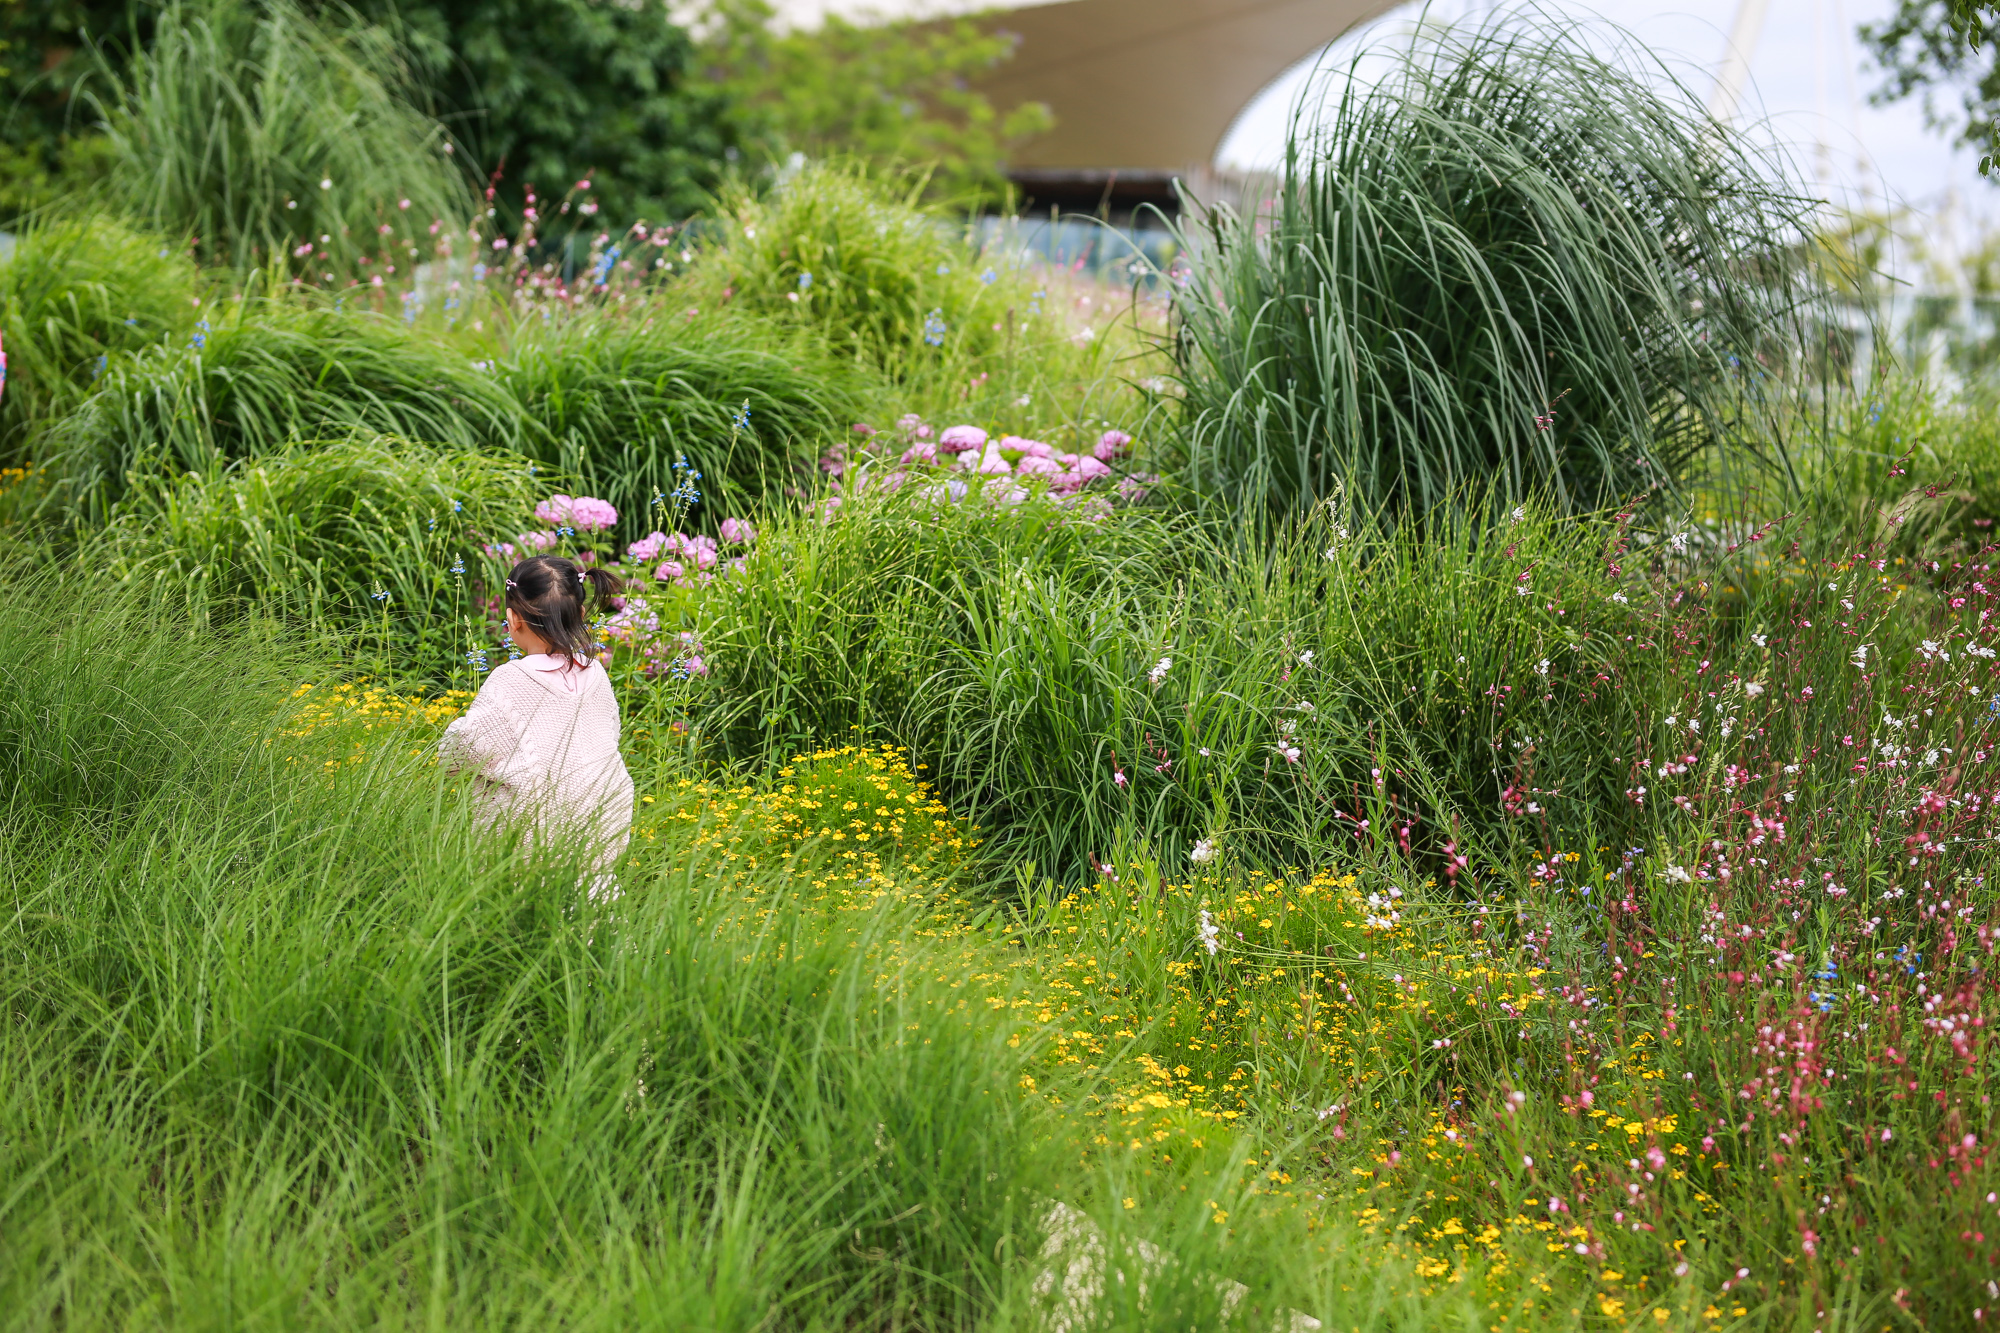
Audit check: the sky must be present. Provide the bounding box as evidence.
[1215,0,2000,253]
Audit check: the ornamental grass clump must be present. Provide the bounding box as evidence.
[0,216,198,467]
[686,160,1064,378]
[94,0,477,281]
[1170,10,1828,519]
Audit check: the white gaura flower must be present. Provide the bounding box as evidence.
[1148,655,1173,685]
[1663,865,1693,884]
[1744,682,1765,696]
[1196,910,1220,955]
[1190,838,1217,865]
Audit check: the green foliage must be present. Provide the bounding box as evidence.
[37,293,882,534]
[340,0,744,225]
[104,433,537,683]
[1171,15,1826,520]
[1863,0,2000,173]
[39,299,517,522]
[496,308,873,531]
[0,0,137,220]
[687,160,1062,378]
[701,0,1052,201]
[0,212,197,465]
[94,0,476,277]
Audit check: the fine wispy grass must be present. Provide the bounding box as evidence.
[0,214,199,467]
[103,432,538,683]
[0,583,1449,1332]
[91,0,477,279]
[1170,9,1830,519]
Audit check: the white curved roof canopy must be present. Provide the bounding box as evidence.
[766,0,1408,170]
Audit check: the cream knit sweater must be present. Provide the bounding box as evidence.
[438,653,634,873]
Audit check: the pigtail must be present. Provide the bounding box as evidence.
[582,565,620,610]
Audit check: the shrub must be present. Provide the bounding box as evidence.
[0,214,197,466]
[104,433,537,684]
[94,0,476,279]
[1170,14,1828,519]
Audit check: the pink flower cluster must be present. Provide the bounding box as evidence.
[534,494,619,532]
[625,519,755,585]
[833,416,1146,502]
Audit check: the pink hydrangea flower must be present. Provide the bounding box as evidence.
[627,531,667,561]
[518,530,559,551]
[534,495,575,526]
[1094,430,1132,462]
[483,542,518,559]
[694,544,717,570]
[568,496,618,531]
[976,445,1013,475]
[1117,473,1159,502]
[1050,470,1087,496]
[655,560,685,582]
[720,517,756,544]
[939,425,987,454]
[852,422,877,437]
[1076,455,1112,481]
[897,413,929,437]
[1015,454,1061,475]
[901,441,938,466]
[1057,452,1080,467]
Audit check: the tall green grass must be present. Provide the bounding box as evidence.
[0,214,197,467]
[40,296,875,534]
[496,309,873,526]
[1170,12,1829,519]
[0,585,1444,1331]
[93,0,476,278]
[39,300,518,523]
[103,432,538,683]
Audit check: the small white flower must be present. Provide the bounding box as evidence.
[1197,910,1220,955]
[1852,644,1871,668]
[1198,747,1211,757]
[1669,532,1688,553]
[1611,592,1629,604]
[1744,682,1764,696]
[1663,865,1692,883]
[1535,659,1550,676]
[1514,583,1530,597]
[1148,655,1173,685]
[1300,649,1315,666]
[1190,838,1217,865]
[1751,633,1768,648]
[319,177,332,189]
[1511,506,1526,523]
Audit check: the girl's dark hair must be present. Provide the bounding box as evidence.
[504,555,619,669]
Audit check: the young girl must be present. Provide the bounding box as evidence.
[439,555,635,885]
